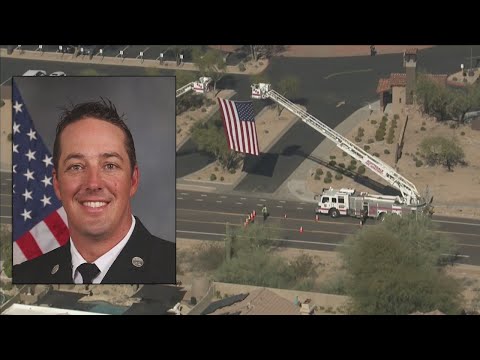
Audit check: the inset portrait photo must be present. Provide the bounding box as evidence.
[11,76,176,285]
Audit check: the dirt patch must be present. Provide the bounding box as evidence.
[306,106,480,219]
[279,45,434,58]
[183,105,301,184]
[176,89,236,149]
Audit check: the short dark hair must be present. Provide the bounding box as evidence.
[53,98,137,174]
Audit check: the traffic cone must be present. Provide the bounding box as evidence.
[315,214,319,222]
[299,226,304,233]
[253,210,256,217]
[284,213,287,219]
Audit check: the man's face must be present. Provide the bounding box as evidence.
[53,118,139,242]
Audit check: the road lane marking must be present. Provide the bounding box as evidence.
[276,206,283,208]
[176,208,362,226]
[201,194,207,197]
[195,199,203,202]
[235,202,243,205]
[216,201,222,203]
[177,197,183,200]
[180,193,189,195]
[279,201,286,203]
[324,68,372,79]
[177,218,351,236]
[220,196,227,198]
[260,199,266,202]
[434,220,480,227]
[257,204,263,206]
[240,197,247,200]
[435,230,480,237]
[297,207,303,210]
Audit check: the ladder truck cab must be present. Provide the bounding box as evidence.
[316,187,418,220]
[176,77,212,98]
[251,82,433,218]
[193,77,212,94]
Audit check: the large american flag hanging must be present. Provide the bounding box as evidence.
[217,98,260,156]
[12,80,70,265]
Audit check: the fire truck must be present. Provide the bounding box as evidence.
[176,77,212,97]
[251,83,433,220]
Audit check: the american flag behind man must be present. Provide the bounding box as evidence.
[12,80,69,265]
[217,98,260,156]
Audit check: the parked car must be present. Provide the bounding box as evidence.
[50,71,66,76]
[22,70,47,76]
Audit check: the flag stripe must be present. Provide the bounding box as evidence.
[44,210,69,247]
[16,231,43,260]
[228,100,243,153]
[252,121,259,155]
[13,242,28,266]
[218,99,233,150]
[30,220,60,254]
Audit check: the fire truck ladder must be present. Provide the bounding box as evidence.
[176,77,212,98]
[251,83,424,206]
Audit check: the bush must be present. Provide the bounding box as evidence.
[338,163,346,168]
[355,136,362,143]
[363,145,370,151]
[347,164,356,171]
[367,138,375,144]
[415,160,423,167]
[370,120,377,125]
[210,173,217,181]
[357,165,366,175]
[422,121,426,126]
[460,131,465,136]
[214,166,219,171]
[330,155,336,160]
[420,127,426,131]
[449,123,457,129]
[342,151,348,157]
[393,114,400,120]
[373,152,380,157]
[350,159,357,166]
[329,160,337,167]
[314,174,321,180]
[316,168,324,176]
[420,136,465,171]
[220,176,225,181]
[238,63,246,72]
[229,168,236,174]
[324,177,332,183]
[326,171,332,178]
[384,149,390,154]
[335,173,343,180]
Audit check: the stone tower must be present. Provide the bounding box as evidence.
[404,48,417,105]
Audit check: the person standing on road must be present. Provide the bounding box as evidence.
[262,205,268,222]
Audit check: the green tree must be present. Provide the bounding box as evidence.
[193,48,226,94]
[416,73,449,121]
[340,214,462,314]
[190,120,242,171]
[276,76,300,115]
[420,136,465,171]
[175,70,198,89]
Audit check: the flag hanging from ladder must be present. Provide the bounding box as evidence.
[217,98,260,156]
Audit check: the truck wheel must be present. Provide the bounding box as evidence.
[377,212,386,222]
[329,209,340,218]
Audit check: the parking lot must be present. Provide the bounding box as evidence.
[0,45,247,66]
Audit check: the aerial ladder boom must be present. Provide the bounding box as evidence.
[251,83,424,206]
[176,77,212,98]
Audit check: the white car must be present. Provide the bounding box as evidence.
[22,70,47,76]
[50,71,66,77]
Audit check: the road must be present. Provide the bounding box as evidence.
[176,190,480,266]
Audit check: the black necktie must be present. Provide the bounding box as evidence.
[77,263,100,284]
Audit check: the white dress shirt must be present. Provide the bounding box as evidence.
[71,215,136,284]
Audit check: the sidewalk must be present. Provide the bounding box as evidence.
[0,48,268,76]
